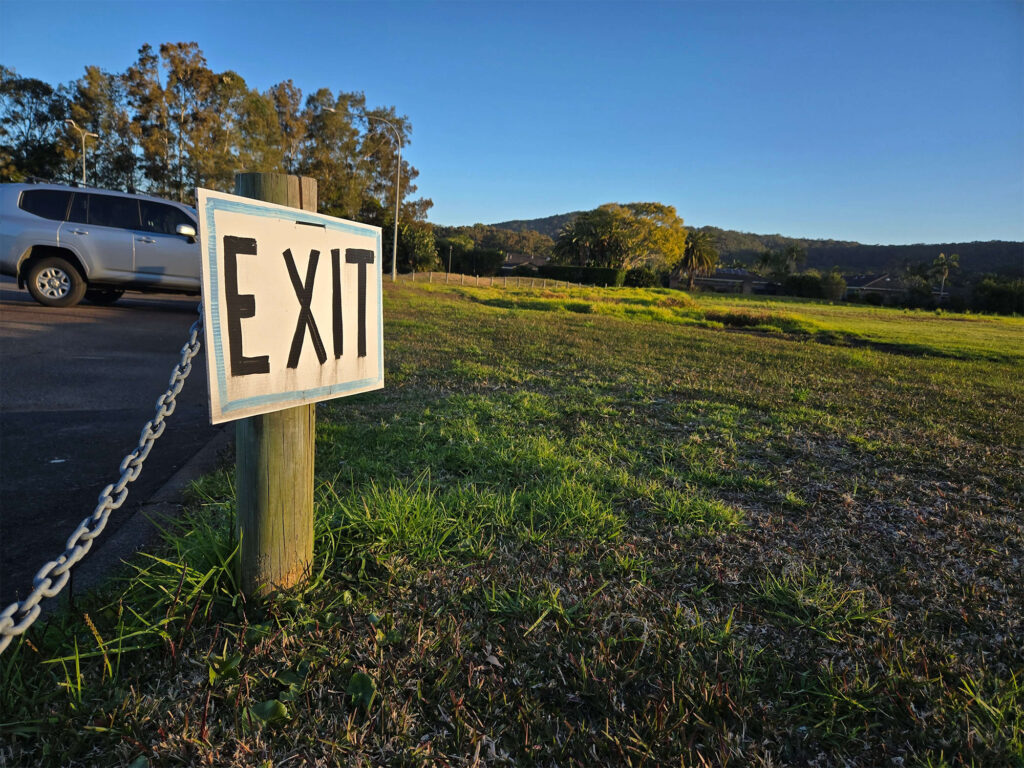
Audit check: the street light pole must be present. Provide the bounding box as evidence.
[64,119,98,185]
[364,116,402,282]
[322,108,403,281]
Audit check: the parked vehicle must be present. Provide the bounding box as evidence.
[0,182,200,307]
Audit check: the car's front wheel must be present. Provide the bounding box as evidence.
[25,257,87,308]
[85,287,125,305]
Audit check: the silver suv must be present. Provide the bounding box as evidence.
[0,182,200,307]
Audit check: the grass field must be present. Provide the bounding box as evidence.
[2,282,1022,767]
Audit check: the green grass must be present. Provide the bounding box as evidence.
[1,282,1021,766]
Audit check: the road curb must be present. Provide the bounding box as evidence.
[70,426,234,601]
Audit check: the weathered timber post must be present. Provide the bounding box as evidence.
[234,172,317,597]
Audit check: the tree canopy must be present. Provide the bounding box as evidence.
[551,202,688,271]
[435,224,554,260]
[0,44,431,228]
[678,229,719,288]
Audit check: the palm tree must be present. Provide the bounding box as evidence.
[929,252,959,303]
[680,230,719,290]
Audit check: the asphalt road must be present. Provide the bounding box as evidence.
[0,277,223,606]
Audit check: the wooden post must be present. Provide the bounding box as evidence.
[234,172,317,597]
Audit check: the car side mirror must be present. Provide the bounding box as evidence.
[176,223,197,243]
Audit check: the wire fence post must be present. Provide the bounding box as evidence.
[233,172,316,597]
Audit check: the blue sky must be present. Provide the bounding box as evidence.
[2,0,1021,244]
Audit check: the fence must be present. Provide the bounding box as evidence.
[0,305,204,655]
[398,272,588,290]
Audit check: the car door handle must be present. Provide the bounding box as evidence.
[138,237,157,244]
[69,229,88,235]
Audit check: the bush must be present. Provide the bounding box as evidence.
[450,248,505,276]
[861,292,884,306]
[539,265,627,286]
[783,272,824,299]
[946,294,969,313]
[902,276,936,309]
[972,278,1024,315]
[624,266,667,287]
[396,222,439,273]
[820,270,847,301]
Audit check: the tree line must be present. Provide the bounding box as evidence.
[1,42,432,265]
[698,226,1023,278]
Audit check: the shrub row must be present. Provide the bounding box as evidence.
[844,277,1024,315]
[783,271,847,300]
[448,249,505,276]
[538,265,627,286]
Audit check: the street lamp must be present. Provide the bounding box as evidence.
[364,115,402,283]
[64,119,98,185]
[323,109,402,281]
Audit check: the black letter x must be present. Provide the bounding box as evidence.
[284,248,327,368]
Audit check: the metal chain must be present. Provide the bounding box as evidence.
[0,305,204,655]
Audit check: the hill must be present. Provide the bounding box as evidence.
[489,212,582,240]
[699,226,1024,277]
[488,213,1024,276]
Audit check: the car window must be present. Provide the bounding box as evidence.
[20,190,71,220]
[88,194,140,230]
[68,193,88,224]
[139,200,194,236]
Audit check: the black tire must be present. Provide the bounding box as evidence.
[85,287,125,305]
[25,256,87,308]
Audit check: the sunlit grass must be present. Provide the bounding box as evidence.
[1,280,1020,766]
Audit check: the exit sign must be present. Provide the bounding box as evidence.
[198,188,383,424]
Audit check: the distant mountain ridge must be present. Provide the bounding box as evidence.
[488,213,1024,276]
[490,213,581,240]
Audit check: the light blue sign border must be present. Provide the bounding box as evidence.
[203,196,384,415]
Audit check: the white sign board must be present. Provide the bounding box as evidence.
[198,188,383,424]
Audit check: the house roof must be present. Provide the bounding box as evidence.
[712,268,760,279]
[502,252,549,267]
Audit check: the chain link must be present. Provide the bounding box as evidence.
[0,305,203,655]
